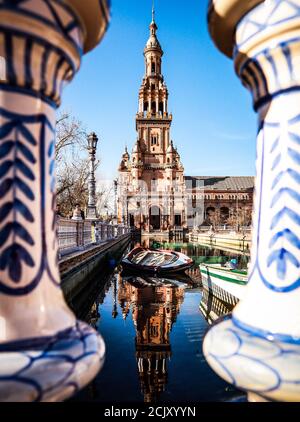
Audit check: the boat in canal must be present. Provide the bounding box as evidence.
[121,247,193,274]
[199,262,248,305]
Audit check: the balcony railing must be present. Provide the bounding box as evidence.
[136,111,172,119]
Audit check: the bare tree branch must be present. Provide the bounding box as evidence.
[55,111,103,218]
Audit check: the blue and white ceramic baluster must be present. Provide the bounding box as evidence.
[0,0,110,402]
[204,0,300,402]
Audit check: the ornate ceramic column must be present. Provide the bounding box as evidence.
[203,0,300,402]
[0,0,110,401]
[86,132,98,220]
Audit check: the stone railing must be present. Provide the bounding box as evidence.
[58,218,130,257]
[190,226,252,234]
[189,227,252,254]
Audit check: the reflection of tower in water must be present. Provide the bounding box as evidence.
[118,275,184,403]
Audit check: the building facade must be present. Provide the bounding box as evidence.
[185,176,254,229]
[118,9,186,233]
[118,10,254,233]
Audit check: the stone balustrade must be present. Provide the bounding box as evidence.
[58,218,130,257]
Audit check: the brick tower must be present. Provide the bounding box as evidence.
[118,5,186,233]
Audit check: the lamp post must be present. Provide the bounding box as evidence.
[86,132,98,220]
[203,0,300,402]
[0,0,110,402]
[126,196,129,227]
[114,179,118,224]
[104,204,109,221]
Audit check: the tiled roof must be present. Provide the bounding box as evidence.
[184,176,255,191]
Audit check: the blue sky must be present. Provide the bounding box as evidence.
[62,0,257,180]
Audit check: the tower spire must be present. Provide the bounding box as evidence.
[152,0,155,23]
[148,0,159,41]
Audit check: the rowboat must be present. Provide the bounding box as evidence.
[122,247,193,274]
[199,263,248,305]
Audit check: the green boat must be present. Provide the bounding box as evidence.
[199,263,248,306]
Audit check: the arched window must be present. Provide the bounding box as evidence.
[206,207,215,216]
[151,101,156,113]
[167,157,170,163]
[144,102,148,112]
[151,62,156,73]
[220,206,230,223]
[151,135,158,145]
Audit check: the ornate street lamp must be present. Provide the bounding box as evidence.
[86,132,98,220]
[114,179,118,223]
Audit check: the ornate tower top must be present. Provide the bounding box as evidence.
[136,3,169,120]
[123,146,129,158]
[145,1,162,54]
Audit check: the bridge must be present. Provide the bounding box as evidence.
[0,0,300,405]
[57,218,131,302]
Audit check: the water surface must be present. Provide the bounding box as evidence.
[72,242,248,402]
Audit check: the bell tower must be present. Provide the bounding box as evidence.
[118,3,186,233]
[136,3,172,159]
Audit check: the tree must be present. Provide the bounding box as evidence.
[55,112,87,162]
[96,183,115,220]
[55,112,88,216]
[227,207,253,231]
[207,209,221,230]
[56,158,90,217]
[55,111,113,219]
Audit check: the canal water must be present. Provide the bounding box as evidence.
[71,241,250,403]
